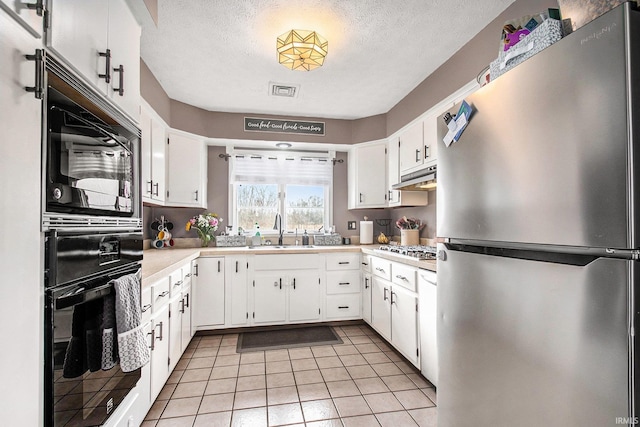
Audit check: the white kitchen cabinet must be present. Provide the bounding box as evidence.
[0,0,45,37]
[0,11,42,427]
[226,256,249,326]
[181,283,193,353]
[140,104,167,204]
[168,292,182,372]
[193,257,225,328]
[370,256,420,367]
[325,253,361,321]
[252,254,321,324]
[399,120,424,174]
[390,282,419,366]
[371,276,392,340]
[422,114,438,169]
[418,269,438,386]
[149,303,169,402]
[387,136,428,207]
[289,273,321,322]
[47,0,141,119]
[253,271,287,324]
[166,131,207,208]
[348,141,388,209]
[362,272,372,324]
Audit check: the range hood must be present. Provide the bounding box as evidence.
[392,164,437,191]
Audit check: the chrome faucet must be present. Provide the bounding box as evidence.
[273,213,283,245]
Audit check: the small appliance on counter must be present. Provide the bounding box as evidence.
[151,216,174,248]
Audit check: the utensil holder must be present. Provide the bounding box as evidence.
[400,229,419,246]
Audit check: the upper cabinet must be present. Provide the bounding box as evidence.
[47,0,141,119]
[398,115,438,176]
[140,104,166,204]
[166,131,207,208]
[0,0,45,37]
[387,137,428,207]
[348,141,388,209]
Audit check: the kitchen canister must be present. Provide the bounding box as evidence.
[360,219,373,244]
[400,229,420,246]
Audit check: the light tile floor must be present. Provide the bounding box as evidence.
[143,323,437,427]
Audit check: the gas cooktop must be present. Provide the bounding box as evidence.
[375,245,437,260]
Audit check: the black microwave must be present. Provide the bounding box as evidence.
[44,78,141,223]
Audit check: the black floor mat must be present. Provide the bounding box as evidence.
[237,325,343,352]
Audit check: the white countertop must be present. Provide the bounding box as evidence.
[142,244,436,286]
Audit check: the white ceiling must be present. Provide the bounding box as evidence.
[137,0,515,120]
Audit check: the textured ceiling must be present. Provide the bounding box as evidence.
[138,0,515,120]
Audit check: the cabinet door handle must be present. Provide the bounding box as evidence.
[279,278,282,290]
[98,49,111,83]
[155,321,164,341]
[339,282,350,286]
[148,329,155,351]
[194,264,199,276]
[274,281,279,287]
[180,298,185,313]
[362,262,368,266]
[383,287,388,301]
[338,306,350,309]
[112,64,124,96]
[365,277,369,289]
[141,303,151,313]
[424,145,429,159]
[218,260,221,273]
[153,182,159,196]
[25,49,45,99]
[159,290,169,298]
[391,291,396,305]
[194,190,199,201]
[184,292,190,308]
[236,261,238,273]
[415,148,420,162]
[293,278,296,290]
[146,181,153,195]
[26,0,45,16]
[359,193,363,203]
[338,261,349,265]
[395,275,408,281]
[388,190,393,202]
[375,267,385,273]
[174,280,183,288]
[185,273,192,279]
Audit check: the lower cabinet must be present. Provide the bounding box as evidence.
[226,256,249,326]
[362,272,372,323]
[418,268,438,386]
[252,254,321,324]
[325,253,361,320]
[149,303,169,402]
[193,257,225,328]
[369,256,421,367]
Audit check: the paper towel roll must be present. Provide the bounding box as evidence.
[360,221,373,244]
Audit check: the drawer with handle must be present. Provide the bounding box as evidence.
[391,261,417,292]
[326,294,361,319]
[169,267,184,297]
[326,253,360,270]
[141,286,152,324]
[326,270,361,294]
[371,256,392,281]
[151,276,171,312]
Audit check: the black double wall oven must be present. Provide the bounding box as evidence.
[43,59,144,427]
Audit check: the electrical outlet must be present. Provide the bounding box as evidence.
[347,221,356,230]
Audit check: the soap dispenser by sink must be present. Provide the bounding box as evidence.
[302,230,309,245]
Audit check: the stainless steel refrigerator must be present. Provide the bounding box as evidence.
[437,3,638,426]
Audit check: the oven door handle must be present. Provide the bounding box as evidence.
[56,282,113,310]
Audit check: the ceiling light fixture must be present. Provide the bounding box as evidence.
[276,142,292,148]
[277,29,328,71]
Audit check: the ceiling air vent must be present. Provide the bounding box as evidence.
[269,82,299,98]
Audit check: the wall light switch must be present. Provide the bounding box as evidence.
[347,221,356,230]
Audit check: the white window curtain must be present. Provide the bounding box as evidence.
[230,150,333,186]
